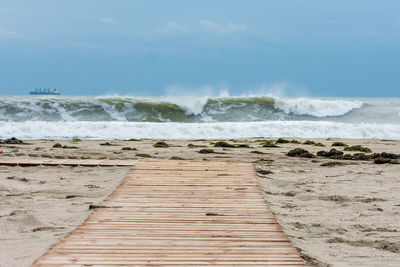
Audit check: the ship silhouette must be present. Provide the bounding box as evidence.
[29,88,60,95]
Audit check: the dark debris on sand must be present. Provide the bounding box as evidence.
[317,149,372,161]
[286,146,398,164]
[303,140,325,147]
[100,142,119,146]
[275,138,290,144]
[331,142,348,147]
[214,141,250,148]
[373,152,400,164]
[198,149,215,154]
[344,145,372,153]
[170,156,185,160]
[261,140,279,148]
[153,141,170,148]
[287,148,316,158]
[0,137,24,144]
[320,161,346,167]
[317,148,343,158]
[214,141,236,148]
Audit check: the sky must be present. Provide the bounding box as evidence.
[0,0,399,97]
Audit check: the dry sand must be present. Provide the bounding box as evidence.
[0,138,399,266]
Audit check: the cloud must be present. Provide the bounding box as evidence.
[101,17,117,25]
[157,21,187,35]
[156,20,247,37]
[200,20,247,34]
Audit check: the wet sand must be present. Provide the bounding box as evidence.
[0,138,399,266]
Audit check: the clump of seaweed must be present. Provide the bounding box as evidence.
[304,140,325,147]
[250,150,265,154]
[287,148,315,158]
[373,152,400,164]
[344,145,372,153]
[372,152,400,159]
[212,141,250,148]
[0,137,24,144]
[332,142,347,147]
[303,140,316,145]
[170,156,185,160]
[52,143,78,149]
[236,144,250,148]
[187,143,207,148]
[153,141,169,148]
[317,148,344,158]
[62,145,78,149]
[121,147,137,151]
[276,138,290,144]
[320,161,346,167]
[317,149,372,161]
[374,158,396,164]
[198,149,215,154]
[100,142,116,146]
[214,141,236,148]
[351,153,372,161]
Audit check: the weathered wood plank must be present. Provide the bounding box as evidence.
[0,158,136,167]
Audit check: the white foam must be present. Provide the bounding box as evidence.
[2,121,400,140]
[274,98,364,117]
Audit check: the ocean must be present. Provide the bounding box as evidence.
[1,95,400,140]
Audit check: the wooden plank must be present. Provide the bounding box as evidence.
[32,160,303,266]
[0,158,136,167]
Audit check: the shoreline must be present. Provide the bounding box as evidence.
[1,137,399,266]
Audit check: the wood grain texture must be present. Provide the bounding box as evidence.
[32,160,304,266]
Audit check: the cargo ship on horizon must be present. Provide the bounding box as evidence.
[29,88,60,95]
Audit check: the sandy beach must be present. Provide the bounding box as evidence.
[3,1,400,266]
[1,137,399,266]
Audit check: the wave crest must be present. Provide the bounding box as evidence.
[273,98,364,117]
[0,95,365,122]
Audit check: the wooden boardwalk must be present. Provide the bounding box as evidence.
[32,160,304,266]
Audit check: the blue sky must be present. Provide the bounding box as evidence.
[0,0,399,96]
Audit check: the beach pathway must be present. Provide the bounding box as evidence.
[32,160,303,266]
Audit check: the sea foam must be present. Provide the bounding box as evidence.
[2,121,400,140]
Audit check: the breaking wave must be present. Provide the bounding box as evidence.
[0,95,366,122]
[1,95,399,139]
[273,98,363,117]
